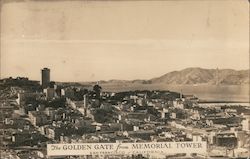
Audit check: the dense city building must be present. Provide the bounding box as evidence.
[1,68,250,159]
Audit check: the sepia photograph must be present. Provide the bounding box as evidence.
[0,0,249,158]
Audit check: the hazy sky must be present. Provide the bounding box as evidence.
[1,0,249,82]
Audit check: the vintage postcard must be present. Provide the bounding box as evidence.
[0,0,249,158]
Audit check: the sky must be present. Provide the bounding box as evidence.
[0,0,249,82]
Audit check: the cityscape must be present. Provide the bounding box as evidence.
[1,0,249,158]
[0,67,250,159]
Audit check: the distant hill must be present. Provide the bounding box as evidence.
[150,67,249,85]
[92,67,249,86]
[77,68,249,102]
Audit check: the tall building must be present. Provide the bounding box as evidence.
[41,68,50,88]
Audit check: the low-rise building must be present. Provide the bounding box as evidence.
[242,116,250,132]
[214,131,237,148]
[61,88,74,99]
[16,92,39,105]
[43,88,56,100]
[28,111,48,126]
